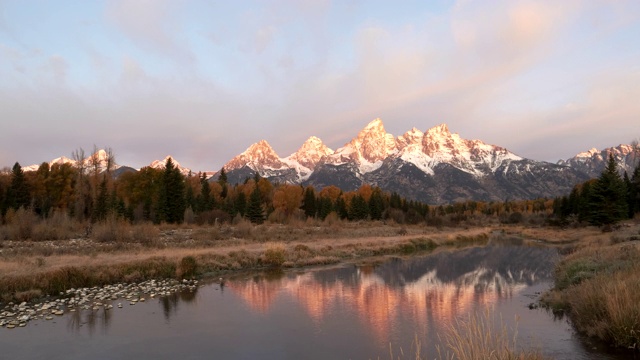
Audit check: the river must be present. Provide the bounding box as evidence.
[0,242,627,359]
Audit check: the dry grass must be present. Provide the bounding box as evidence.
[0,220,512,303]
[437,310,548,360]
[541,223,640,351]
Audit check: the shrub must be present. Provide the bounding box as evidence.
[9,207,38,240]
[263,243,287,267]
[92,216,132,243]
[132,223,160,245]
[177,256,198,279]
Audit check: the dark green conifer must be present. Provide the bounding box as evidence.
[588,154,628,226]
[246,186,264,224]
[6,162,30,210]
[302,187,317,218]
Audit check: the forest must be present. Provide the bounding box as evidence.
[0,150,638,236]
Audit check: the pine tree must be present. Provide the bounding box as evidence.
[246,186,264,224]
[234,191,247,217]
[317,196,333,220]
[368,188,385,220]
[93,176,109,222]
[349,194,369,220]
[197,175,214,213]
[302,187,317,218]
[218,167,228,198]
[588,154,628,226]
[156,157,186,224]
[336,196,348,219]
[631,164,640,216]
[6,162,30,211]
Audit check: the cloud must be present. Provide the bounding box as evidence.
[105,0,193,63]
[254,25,277,54]
[47,55,68,84]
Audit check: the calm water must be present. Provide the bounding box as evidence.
[0,244,626,359]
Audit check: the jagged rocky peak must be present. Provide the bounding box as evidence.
[352,118,398,163]
[421,123,460,155]
[286,136,333,170]
[149,155,192,176]
[396,127,424,150]
[225,139,286,171]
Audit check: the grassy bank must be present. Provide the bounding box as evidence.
[541,222,640,351]
[0,221,491,303]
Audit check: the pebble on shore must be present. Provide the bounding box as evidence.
[0,279,199,329]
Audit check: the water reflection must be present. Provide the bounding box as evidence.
[159,287,199,320]
[67,307,113,335]
[227,245,558,343]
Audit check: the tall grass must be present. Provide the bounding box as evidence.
[438,311,547,360]
[543,241,640,350]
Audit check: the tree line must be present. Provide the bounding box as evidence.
[553,154,640,227]
[3,149,634,228]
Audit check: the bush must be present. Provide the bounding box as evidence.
[177,256,198,278]
[132,223,159,245]
[92,216,132,242]
[263,243,287,267]
[9,207,38,240]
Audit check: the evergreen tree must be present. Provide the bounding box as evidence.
[631,164,640,216]
[197,174,214,212]
[218,167,228,198]
[302,187,317,218]
[349,194,369,220]
[246,186,264,224]
[317,196,333,220]
[156,158,186,223]
[624,172,634,218]
[336,196,348,219]
[6,162,30,210]
[588,154,628,226]
[368,188,385,220]
[93,176,109,222]
[235,191,247,217]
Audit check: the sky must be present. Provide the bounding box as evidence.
[1,0,639,172]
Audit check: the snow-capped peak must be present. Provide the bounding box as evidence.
[576,148,599,158]
[394,123,522,177]
[397,127,424,150]
[225,140,287,172]
[149,155,192,176]
[284,136,333,171]
[324,118,398,173]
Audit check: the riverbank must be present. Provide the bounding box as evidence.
[0,221,493,303]
[541,220,640,352]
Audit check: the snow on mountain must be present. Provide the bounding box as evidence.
[396,123,522,177]
[149,155,192,176]
[282,136,333,181]
[23,150,119,173]
[323,118,398,174]
[224,140,290,174]
[558,144,639,177]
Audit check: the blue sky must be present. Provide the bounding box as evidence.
[1,0,639,171]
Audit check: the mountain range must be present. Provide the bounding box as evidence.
[21,118,639,204]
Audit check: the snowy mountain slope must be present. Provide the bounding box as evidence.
[23,150,120,173]
[149,155,193,177]
[557,144,639,177]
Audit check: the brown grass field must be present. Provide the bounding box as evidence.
[2,216,640,353]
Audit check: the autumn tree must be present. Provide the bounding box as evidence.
[272,184,303,218]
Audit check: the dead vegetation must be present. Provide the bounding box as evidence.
[0,220,501,303]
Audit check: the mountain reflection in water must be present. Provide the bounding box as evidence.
[227,245,558,344]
